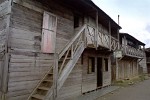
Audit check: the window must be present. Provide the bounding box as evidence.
[88,57,95,74]
[104,58,108,72]
[74,15,79,28]
[41,12,57,53]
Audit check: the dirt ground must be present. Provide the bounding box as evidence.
[96,78,150,100]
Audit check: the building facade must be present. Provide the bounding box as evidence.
[0,0,121,100]
[113,33,146,81]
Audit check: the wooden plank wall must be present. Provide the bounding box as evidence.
[103,57,111,87]
[56,58,82,100]
[139,57,147,74]
[118,59,138,80]
[82,50,97,93]
[88,17,109,34]
[56,49,112,99]
[6,0,74,100]
[82,49,111,93]
[0,0,11,97]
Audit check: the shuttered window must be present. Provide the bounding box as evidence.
[104,58,108,72]
[88,57,95,74]
[41,12,57,53]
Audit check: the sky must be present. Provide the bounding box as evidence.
[92,0,150,47]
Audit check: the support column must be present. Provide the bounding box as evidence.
[95,11,98,48]
[116,58,119,80]
[1,0,12,99]
[53,53,58,100]
[109,21,111,50]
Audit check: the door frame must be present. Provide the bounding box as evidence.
[97,57,103,88]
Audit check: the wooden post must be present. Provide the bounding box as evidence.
[117,29,120,50]
[1,1,12,99]
[116,58,119,80]
[109,21,111,50]
[53,53,58,100]
[95,11,98,48]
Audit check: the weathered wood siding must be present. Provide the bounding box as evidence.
[82,49,111,93]
[10,0,74,53]
[118,59,138,80]
[0,0,11,98]
[56,58,82,100]
[56,49,112,99]
[88,17,109,34]
[82,50,97,93]
[139,57,147,74]
[7,0,74,99]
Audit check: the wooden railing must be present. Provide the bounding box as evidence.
[58,24,86,75]
[86,25,119,50]
[111,36,119,50]
[97,31,110,48]
[86,25,96,47]
[121,45,145,57]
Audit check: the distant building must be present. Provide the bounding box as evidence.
[145,48,150,74]
[112,33,146,81]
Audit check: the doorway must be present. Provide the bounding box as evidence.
[97,57,103,87]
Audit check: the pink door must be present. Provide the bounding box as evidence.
[41,12,57,53]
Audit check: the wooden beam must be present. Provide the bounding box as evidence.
[2,53,9,93]
[53,53,58,99]
[1,0,12,98]
[95,11,98,48]
[117,29,120,49]
[109,21,111,51]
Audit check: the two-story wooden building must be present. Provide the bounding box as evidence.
[145,48,150,74]
[114,33,146,80]
[0,0,121,100]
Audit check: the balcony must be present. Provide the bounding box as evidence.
[121,45,145,58]
[86,25,119,51]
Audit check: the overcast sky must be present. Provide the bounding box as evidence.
[92,0,150,47]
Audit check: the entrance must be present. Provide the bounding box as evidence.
[97,57,103,87]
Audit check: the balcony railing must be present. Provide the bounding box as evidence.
[86,25,119,51]
[121,45,145,58]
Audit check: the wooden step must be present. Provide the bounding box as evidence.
[32,94,44,100]
[38,86,49,91]
[43,79,53,82]
[48,72,53,75]
[59,58,70,62]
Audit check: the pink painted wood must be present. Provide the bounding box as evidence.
[41,12,57,53]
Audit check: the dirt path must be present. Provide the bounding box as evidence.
[96,79,150,100]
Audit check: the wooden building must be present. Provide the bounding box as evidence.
[0,0,121,100]
[145,48,150,74]
[114,33,146,80]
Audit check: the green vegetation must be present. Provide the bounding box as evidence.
[113,74,149,87]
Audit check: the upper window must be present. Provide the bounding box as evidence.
[41,12,57,53]
[74,15,80,28]
[104,58,108,72]
[88,57,95,74]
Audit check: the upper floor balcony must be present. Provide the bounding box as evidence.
[86,25,119,51]
[121,45,145,58]
[119,33,145,58]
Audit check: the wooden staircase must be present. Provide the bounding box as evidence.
[27,25,87,100]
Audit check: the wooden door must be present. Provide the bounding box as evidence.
[97,57,103,87]
[41,12,57,53]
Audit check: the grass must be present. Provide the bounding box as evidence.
[113,74,150,87]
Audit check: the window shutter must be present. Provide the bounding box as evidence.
[41,12,57,53]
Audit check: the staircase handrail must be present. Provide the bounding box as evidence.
[58,24,87,59]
